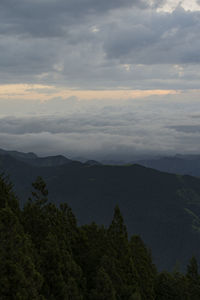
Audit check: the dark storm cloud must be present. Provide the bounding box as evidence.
[103,7,200,64]
[0,1,199,88]
[0,37,57,75]
[0,0,148,37]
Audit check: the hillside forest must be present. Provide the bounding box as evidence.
[1,174,200,299]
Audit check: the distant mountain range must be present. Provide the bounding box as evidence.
[3,147,200,176]
[0,148,72,167]
[1,148,200,271]
[137,154,200,177]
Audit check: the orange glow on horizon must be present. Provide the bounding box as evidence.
[0,84,180,101]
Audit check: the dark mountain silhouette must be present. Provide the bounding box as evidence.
[0,148,71,167]
[0,148,37,159]
[137,154,200,177]
[1,149,200,270]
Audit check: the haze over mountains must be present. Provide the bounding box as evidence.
[1,148,200,271]
[137,154,200,177]
[2,147,200,176]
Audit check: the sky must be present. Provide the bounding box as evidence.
[0,0,200,161]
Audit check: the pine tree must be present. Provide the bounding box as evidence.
[0,174,19,213]
[39,228,84,299]
[22,176,50,248]
[172,271,189,300]
[0,206,43,299]
[89,267,116,300]
[130,235,157,300]
[186,256,200,299]
[31,176,48,207]
[76,222,107,294]
[39,232,68,299]
[23,178,85,299]
[106,205,140,299]
[155,270,189,300]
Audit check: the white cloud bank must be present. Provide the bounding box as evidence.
[0,93,200,160]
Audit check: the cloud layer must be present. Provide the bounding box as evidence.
[1,94,200,160]
[0,0,199,88]
[0,0,200,158]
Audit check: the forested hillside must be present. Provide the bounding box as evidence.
[2,151,200,270]
[1,174,200,299]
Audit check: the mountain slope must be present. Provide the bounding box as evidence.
[1,153,200,270]
[138,155,200,177]
[0,148,71,167]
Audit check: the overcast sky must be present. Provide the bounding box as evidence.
[0,0,200,160]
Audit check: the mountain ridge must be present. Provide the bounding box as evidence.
[0,148,72,167]
[137,155,200,177]
[1,148,200,270]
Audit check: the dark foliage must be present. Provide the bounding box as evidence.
[2,152,200,270]
[0,174,200,299]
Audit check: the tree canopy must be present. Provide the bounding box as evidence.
[0,174,199,299]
